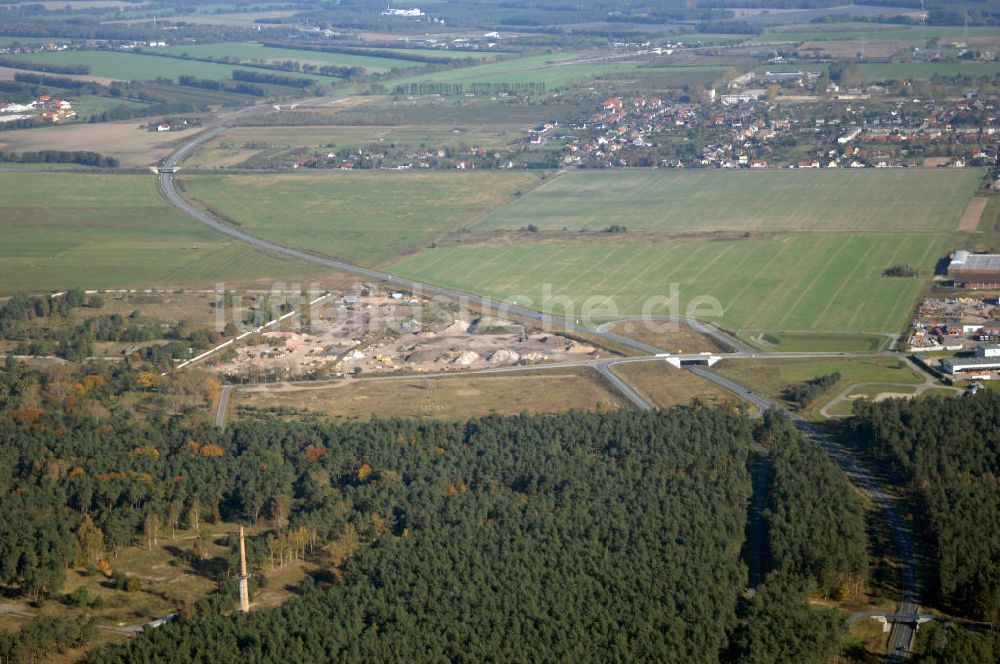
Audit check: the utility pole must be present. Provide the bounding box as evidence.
[238,525,250,613]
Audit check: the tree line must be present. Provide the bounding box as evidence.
[393,81,547,96]
[783,372,841,408]
[178,75,266,97]
[231,69,314,89]
[0,150,119,167]
[0,56,90,76]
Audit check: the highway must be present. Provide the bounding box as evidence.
[597,316,756,355]
[163,127,919,661]
[158,128,665,359]
[692,364,921,660]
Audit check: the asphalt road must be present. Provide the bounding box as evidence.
[164,128,919,661]
[693,364,921,660]
[159,128,660,358]
[216,384,235,428]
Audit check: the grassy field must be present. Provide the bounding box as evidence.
[603,320,729,354]
[386,51,644,90]
[858,61,1000,81]
[0,172,315,293]
[760,23,1000,42]
[758,332,888,352]
[714,356,924,416]
[355,47,494,60]
[610,361,750,411]
[0,120,187,167]
[68,94,151,118]
[179,171,544,265]
[389,232,949,336]
[473,169,983,234]
[235,369,625,421]
[2,50,326,83]
[824,385,958,417]
[160,43,416,73]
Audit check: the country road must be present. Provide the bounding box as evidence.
[216,384,235,428]
[163,127,921,661]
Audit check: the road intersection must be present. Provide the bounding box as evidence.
[165,127,923,661]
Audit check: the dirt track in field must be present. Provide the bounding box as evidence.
[959,196,988,231]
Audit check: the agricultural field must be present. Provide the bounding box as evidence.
[179,171,544,265]
[474,169,983,234]
[234,369,625,421]
[388,232,949,338]
[1,50,326,83]
[610,361,749,411]
[0,172,315,293]
[355,46,495,60]
[159,43,417,73]
[857,60,1000,81]
[759,23,1000,43]
[185,124,526,168]
[386,51,645,91]
[0,120,187,167]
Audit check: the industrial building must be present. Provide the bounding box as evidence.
[948,250,1000,288]
[942,345,1000,376]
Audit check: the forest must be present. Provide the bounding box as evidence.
[0,349,941,663]
[1,384,753,662]
[850,393,1000,622]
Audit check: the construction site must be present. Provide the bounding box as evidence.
[208,289,605,382]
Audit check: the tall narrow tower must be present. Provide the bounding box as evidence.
[238,525,250,613]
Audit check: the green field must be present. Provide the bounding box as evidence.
[0,173,313,293]
[758,331,888,352]
[69,94,151,118]
[715,356,924,416]
[760,23,1000,43]
[159,43,416,73]
[388,232,948,336]
[179,171,544,265]
[857,61,1000,81]
[387,51,644,90]
[355,47,494,60]
[3,50,327,83]
[474,169,982,234]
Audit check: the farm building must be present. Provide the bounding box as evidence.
[948,250,1000,288]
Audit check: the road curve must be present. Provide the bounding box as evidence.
[162,127,918,660]
[595,360,652,410]
[159,128,661,357]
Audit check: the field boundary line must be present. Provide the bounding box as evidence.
[471,169,570,230]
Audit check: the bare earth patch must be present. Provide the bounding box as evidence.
[237,370,624,421]
[959,196,989,231]
[0,121,186,167]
